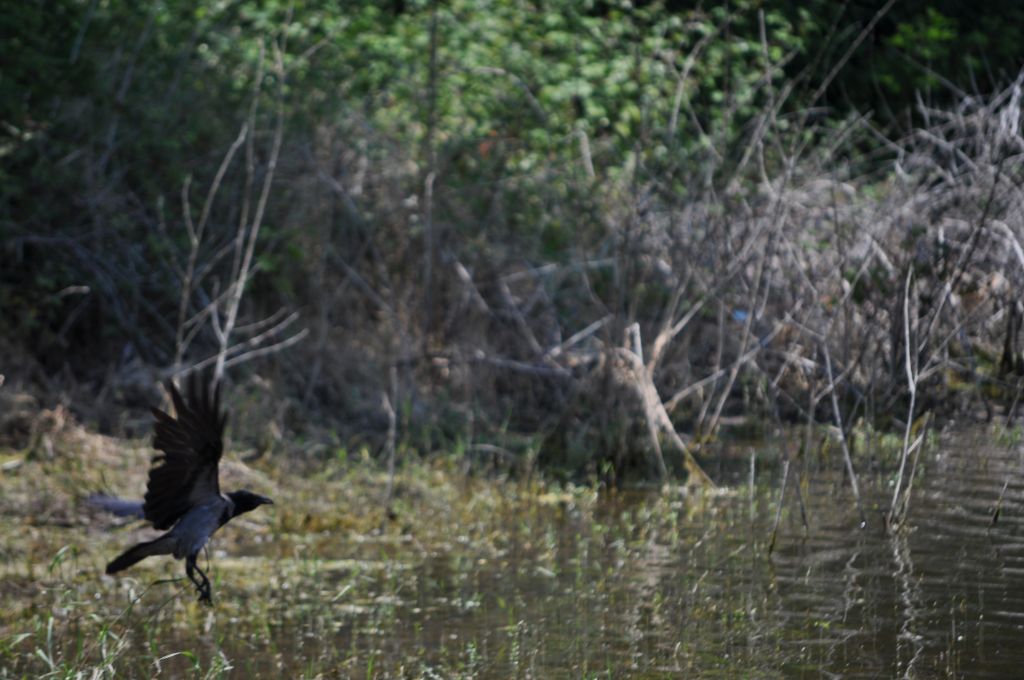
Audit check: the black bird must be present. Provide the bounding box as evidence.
[102,373,273,604]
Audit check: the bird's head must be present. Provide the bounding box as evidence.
[228,489,275,517]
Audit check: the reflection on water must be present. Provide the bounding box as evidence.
[209,430,1024,677]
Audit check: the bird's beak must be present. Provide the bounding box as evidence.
[261,496,275,506]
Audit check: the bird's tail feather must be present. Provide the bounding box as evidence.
[106,536,174,574]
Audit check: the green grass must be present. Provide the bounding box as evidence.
[0,421,610,678]
[1,416,852,678]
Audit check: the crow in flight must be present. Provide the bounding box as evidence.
[100,373,273,604]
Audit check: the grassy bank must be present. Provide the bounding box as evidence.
[0,412,610,678]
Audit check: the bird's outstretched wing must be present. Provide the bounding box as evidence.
[144,372,226,530]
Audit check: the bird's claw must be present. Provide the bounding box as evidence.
[195,576,213,605]
[186,558,214,605]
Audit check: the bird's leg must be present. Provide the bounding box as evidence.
[185,554,213,605]
[185,555,202,595]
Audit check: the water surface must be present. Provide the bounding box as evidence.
[7,428,1024,678]
[221,428,1024,677]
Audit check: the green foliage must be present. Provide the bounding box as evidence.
[4,0,1024,420]
[1,0,811,369]
[764,0,1024,121]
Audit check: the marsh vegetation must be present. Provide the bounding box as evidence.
[3,422,1024,677]
[7,1,1024,481]
[6,1,1024,677]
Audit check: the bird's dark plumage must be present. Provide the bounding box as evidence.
[145,377,226,530]
[102,371,273,604]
